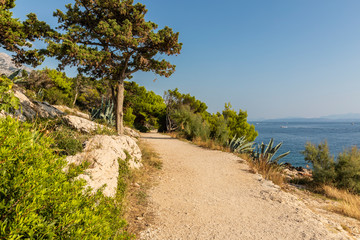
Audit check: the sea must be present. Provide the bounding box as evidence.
[251,121,360,167]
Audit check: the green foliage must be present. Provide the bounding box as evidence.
[50,126,83,156]
[0,0,51,66]
[207,114,230,145]
[164,88,208,116]
[47,0,182,134]
[303,142,360,193]
[19,68,75,106]
[124,81,166,131]
[124,107,136,127]
[222,103,258,142]
[0,117,132,239]
[302,141,336,184]
[229,135,254,153]
[252,138,290,164]
[0,76,20,113]
[336,147,360,193]
[171,105,210,141]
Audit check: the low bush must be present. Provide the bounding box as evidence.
[303,142,360,194]
[302,141,336,185]
[0,117,132,239]
[171,105,210,141]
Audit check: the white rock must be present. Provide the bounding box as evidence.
[0,52,32,76]
[66,135,142,197]
[124,126,140,138]
[53,105,90,119]
[13,89,64,120]
[63,115,106,133]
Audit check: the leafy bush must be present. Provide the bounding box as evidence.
[50,127,83,156]
[19,68,75,106]
[302,141,336,184]
[171,105,210,141]
[0,117,132,239]
[222,103,258,142]
[208,114,230,145]
[335,147,360,193]
[124,81,166,131]
[0,76,20,113]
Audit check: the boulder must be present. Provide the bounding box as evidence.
[53,105,90,119]
[64,114,140,138]
[63,115,107,133]
[66,135,142,197]
[13,89,64,120]
[124,126,140,138]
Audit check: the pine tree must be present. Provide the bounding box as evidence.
[47,0,182,134]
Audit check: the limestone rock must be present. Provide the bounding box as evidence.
[13,89,64,120]
[66,135,142,197]
[53,105,90,119]
[125,126,140,138]
[0,52,32,76]
[63,115,106,133]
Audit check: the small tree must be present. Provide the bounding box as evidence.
[0,0,51,66]
[47,0,182,134]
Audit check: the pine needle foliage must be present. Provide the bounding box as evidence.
[47,0,182,134]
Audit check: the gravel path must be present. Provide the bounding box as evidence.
[140,133,352,240]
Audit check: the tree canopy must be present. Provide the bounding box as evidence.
[47,0,182,134]
[0,0,51,66]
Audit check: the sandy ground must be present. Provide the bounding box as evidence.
[139,133,353,240]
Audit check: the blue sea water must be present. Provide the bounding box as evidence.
[251,122,360,167]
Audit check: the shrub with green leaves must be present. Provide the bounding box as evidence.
[302,141,336,184]
[0,117,132,239]
[336,147,360,193]
[0,76,20,113]
[171,105,210,141]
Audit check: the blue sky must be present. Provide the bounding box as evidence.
[4,0,360,120]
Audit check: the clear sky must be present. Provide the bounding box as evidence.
[4,0,360,120]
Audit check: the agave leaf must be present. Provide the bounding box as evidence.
[272,151,290,163]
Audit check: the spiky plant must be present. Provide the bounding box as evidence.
[229,135,255,153]
[252,138,290,164]
[91,98,115,126]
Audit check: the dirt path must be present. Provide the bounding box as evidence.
[139,133,352,240]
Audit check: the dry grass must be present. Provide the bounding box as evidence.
[192,137,228,151]
[124,140,162,236]
[323,185,360,220]
[239,153,285,186]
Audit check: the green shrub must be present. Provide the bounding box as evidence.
[0,76,20,113]
[335,147,360,193]
[171,105,210,141]
[208,114,230,145]
[0,117,132,239]
[222,103,258,142]
[50,127,83,156]
[302,141,336,184]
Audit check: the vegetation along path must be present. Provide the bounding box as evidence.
[139,133,351,240]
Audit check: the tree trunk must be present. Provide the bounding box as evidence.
[116,80,125,134]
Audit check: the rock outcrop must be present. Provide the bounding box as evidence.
[63,115,105,133]
[66,135,142,197]
[13,89,64,121]
[0,52,32,76]
[63,114,140,138]
[53,105,90,119]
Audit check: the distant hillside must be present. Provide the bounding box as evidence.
[0,52,32,76]
[252,114,360,123]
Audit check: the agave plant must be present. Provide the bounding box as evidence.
[251,138,290,164]
[90,98,115,126]
[229,135,255,153]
